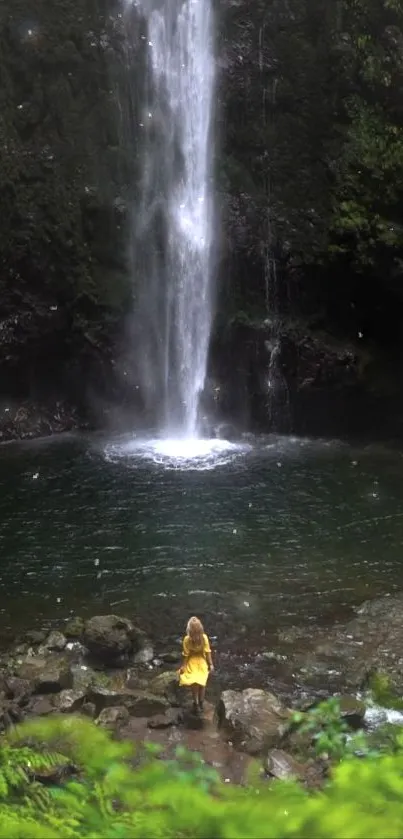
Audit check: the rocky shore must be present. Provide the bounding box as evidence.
[1,594,402,785]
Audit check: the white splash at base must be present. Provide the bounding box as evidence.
[103,436,250,471]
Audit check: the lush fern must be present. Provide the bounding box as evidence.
[1,714,403,836]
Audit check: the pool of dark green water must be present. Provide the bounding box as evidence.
[0,432,402,661]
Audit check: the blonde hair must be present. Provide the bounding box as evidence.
[186,616,204,648]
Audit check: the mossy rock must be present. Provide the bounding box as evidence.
[366,723,403,754]
[64,617,85,640]
[149,671,181,706]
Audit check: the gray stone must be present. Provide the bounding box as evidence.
[41,631,67,653]
[147,708,181,729]
[149,671,181,706]
[64,617,85,640]
[28,696,55,717]
[88,684,170,717]
[70,664,96,692]
[294,592,403,695]
[15,656,72,694]
[83,615,141,662]
[133,643,154,665]
[82,702,96,718]
[55,689,86,713]
[25,630,47,646]
[216,689,291,756]
[265,749,310,782]
[5,677,33,703]
[336,695,366,729]
[160,651,181,664]
[97,706,130,728]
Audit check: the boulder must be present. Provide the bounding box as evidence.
[148,671,181,706]
[27,696,56,717]
[133,642,154,665]
[15,657,72,694]
[83,615,142,662]
[295,592,403,694]
[97,706,130,728]
[70,664,97,692]
[5,677,33,704]
[40,632,67,653]
[147,708,181,729]
[24,630,47,646]
[337,695,366,729]
[64,617,85,640]
[216,689,291,756]
[54,689,86,713]
[82,702,96,718]
[160,651,181,665]
[87,685,170,717]
[265,749,310,782]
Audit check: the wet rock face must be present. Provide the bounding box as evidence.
[216,688,291,755]
[15,656,73,694]
[87,684,170,717]
[82,615,147,664]
[294,593,403,695]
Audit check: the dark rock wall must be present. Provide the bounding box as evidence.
[1,0,403,439]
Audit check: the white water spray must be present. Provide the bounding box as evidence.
[124,0,215,438]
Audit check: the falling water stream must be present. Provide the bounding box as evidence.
[124,0,215,438]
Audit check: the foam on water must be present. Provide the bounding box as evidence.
[103,436,250,471]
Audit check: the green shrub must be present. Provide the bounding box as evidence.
[1,714,403,837]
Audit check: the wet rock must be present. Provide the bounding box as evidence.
[217,689,291,756]
[133,643,154,665]
[97,706,130,729]
[15,656,72,694]
[5,677,33,704]
[27,696,56,717]
[337,695,366,729]
[70,664,97,692]
[82,701,96,718]
[88,685,170,717]
[64,617,85,640]
[149,671,181,706]
[39,632,67,653]
[265,749,310,782]
[147,708,182,729]
[295,592,403,694]
[54,689,86,713]
[14,644,29,656]
[83,615,143,663]
[25,630,47,646]
[160,651,181,665]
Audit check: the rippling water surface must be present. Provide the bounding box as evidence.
[1,433,403,655]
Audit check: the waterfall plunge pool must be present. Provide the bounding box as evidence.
[1,431,403,688]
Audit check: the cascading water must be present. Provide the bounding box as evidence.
[123,0,215,439]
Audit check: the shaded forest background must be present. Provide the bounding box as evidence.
[1,0,403,438]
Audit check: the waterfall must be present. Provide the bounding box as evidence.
[122,0,215,439]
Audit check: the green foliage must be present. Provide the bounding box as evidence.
[292,698,351,759]
[370,672,403,712]
[1,713,403,837]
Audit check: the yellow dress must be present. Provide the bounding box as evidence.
[179,633,211,687]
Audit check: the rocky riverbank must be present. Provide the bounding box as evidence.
[1,595,403,785]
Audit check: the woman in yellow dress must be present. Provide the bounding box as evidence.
[179,616,214,712]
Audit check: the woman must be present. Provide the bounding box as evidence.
[179,616,214,712]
